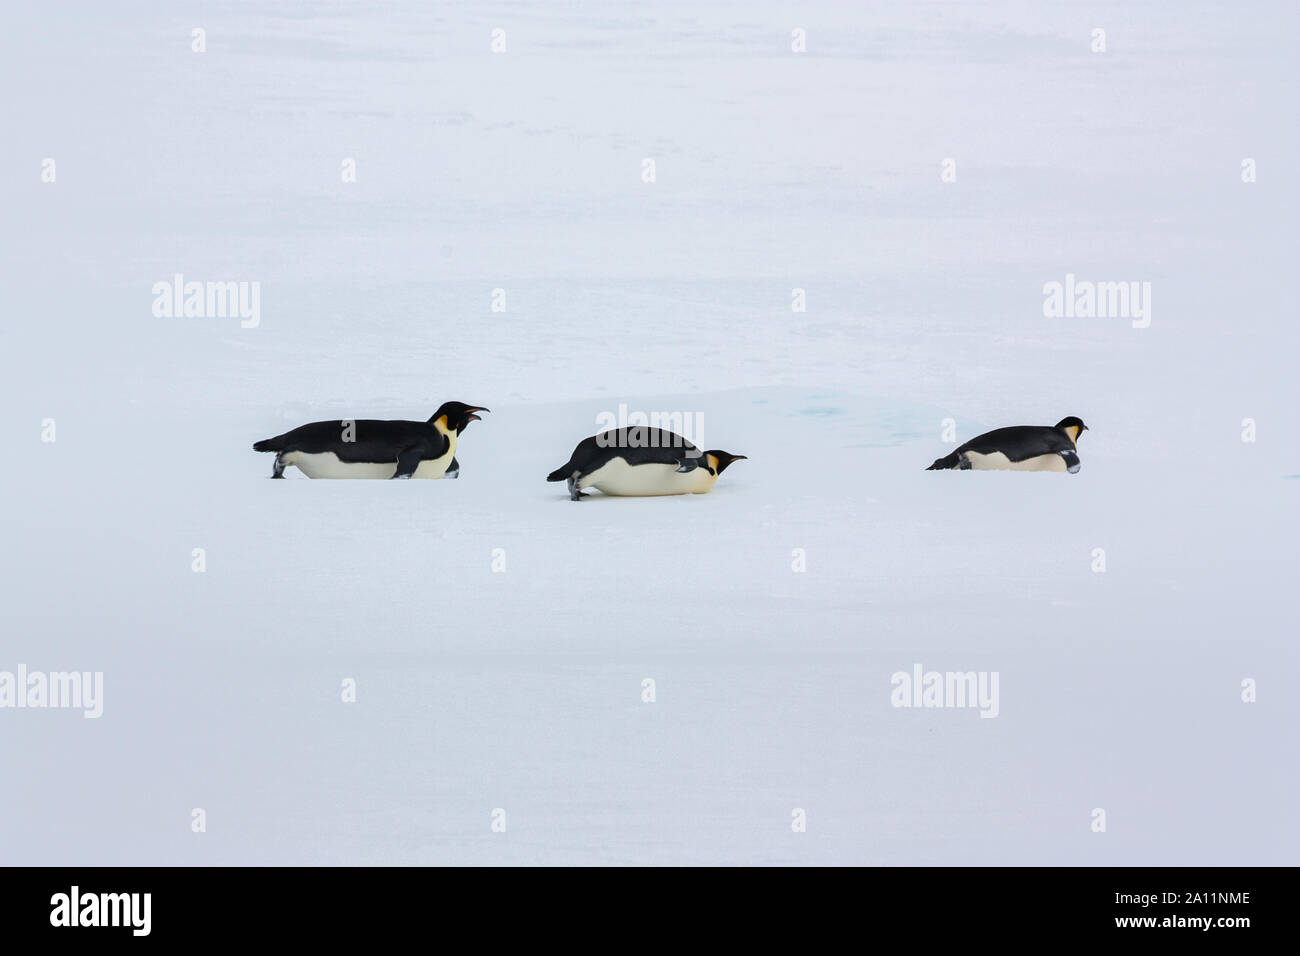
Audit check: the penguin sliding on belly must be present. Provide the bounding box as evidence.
[547,427,746,500]
[253,401,488,479]
[927,416,1088,473]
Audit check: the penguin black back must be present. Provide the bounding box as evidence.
[254,401,488,461]
[927,416,1088,471]
[253,401,488,479]
[547,427,703,481]
[254,419,441,463]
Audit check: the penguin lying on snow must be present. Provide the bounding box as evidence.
[547,427,746,500]
[927,416,1088,473]
[253,401,488,479]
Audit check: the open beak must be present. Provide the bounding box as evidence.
[465,407,489,423]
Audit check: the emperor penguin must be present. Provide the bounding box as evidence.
[253,401,488,479]
[547,427,746,500]
[927,416,1088,473]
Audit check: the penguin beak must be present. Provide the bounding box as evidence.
[730,455,748,462]
[464,407,489,423]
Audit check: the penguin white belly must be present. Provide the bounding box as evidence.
[285,446,455,479]
[964,450,1067,472]
[581,459,719,496]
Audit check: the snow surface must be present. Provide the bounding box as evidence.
[1,1,1296,865]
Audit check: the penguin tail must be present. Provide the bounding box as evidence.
[253,438,280,453]
[546,463,574,482]
[926,452,960,470]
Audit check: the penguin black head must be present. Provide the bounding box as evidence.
[1055,416,1088,443]
[432,401,490,433]
[705,450,747,475]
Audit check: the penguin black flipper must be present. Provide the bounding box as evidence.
[1059,449,1081,474]
[392,446,428,479]
[926,451,962,471]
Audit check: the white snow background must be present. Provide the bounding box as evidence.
[0,1,1296,864]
